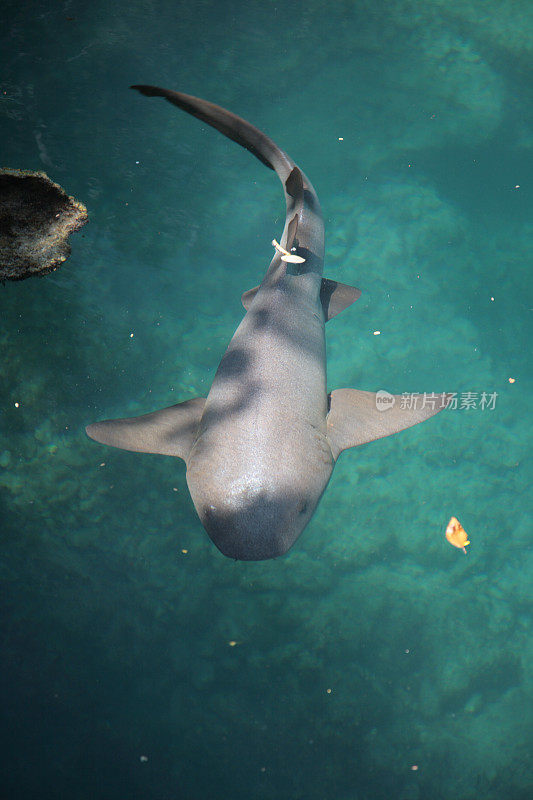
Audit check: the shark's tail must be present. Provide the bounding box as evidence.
[131,85,295,180]
[131,84,323,270]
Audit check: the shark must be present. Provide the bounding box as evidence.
[86,85,450,560]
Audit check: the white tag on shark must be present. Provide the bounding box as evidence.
[272,238,306,264]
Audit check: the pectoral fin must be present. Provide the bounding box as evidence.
[85,397,205,460]
[241,278,361,319]
[326,389,451,460]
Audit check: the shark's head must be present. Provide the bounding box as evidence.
[187,468,324,561]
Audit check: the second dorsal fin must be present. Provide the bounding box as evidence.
[285,166,303,199]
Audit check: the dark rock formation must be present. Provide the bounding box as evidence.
[0,169,88,281]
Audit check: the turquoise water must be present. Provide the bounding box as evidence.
[1,1,532,798]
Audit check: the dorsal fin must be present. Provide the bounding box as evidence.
[285,213,299,251]
[285,166,303,199]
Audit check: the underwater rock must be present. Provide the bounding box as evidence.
[0,168,87,281]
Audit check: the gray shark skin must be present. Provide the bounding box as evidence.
[86,86,450,560]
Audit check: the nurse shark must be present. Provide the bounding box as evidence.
[86,85,450,560]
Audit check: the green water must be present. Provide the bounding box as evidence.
[1,1,531,798]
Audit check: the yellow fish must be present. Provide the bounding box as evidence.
[445,516,470,554]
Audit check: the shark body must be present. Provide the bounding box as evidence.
[86,86,449,560]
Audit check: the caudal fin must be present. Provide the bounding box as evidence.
[131,85,292,174]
